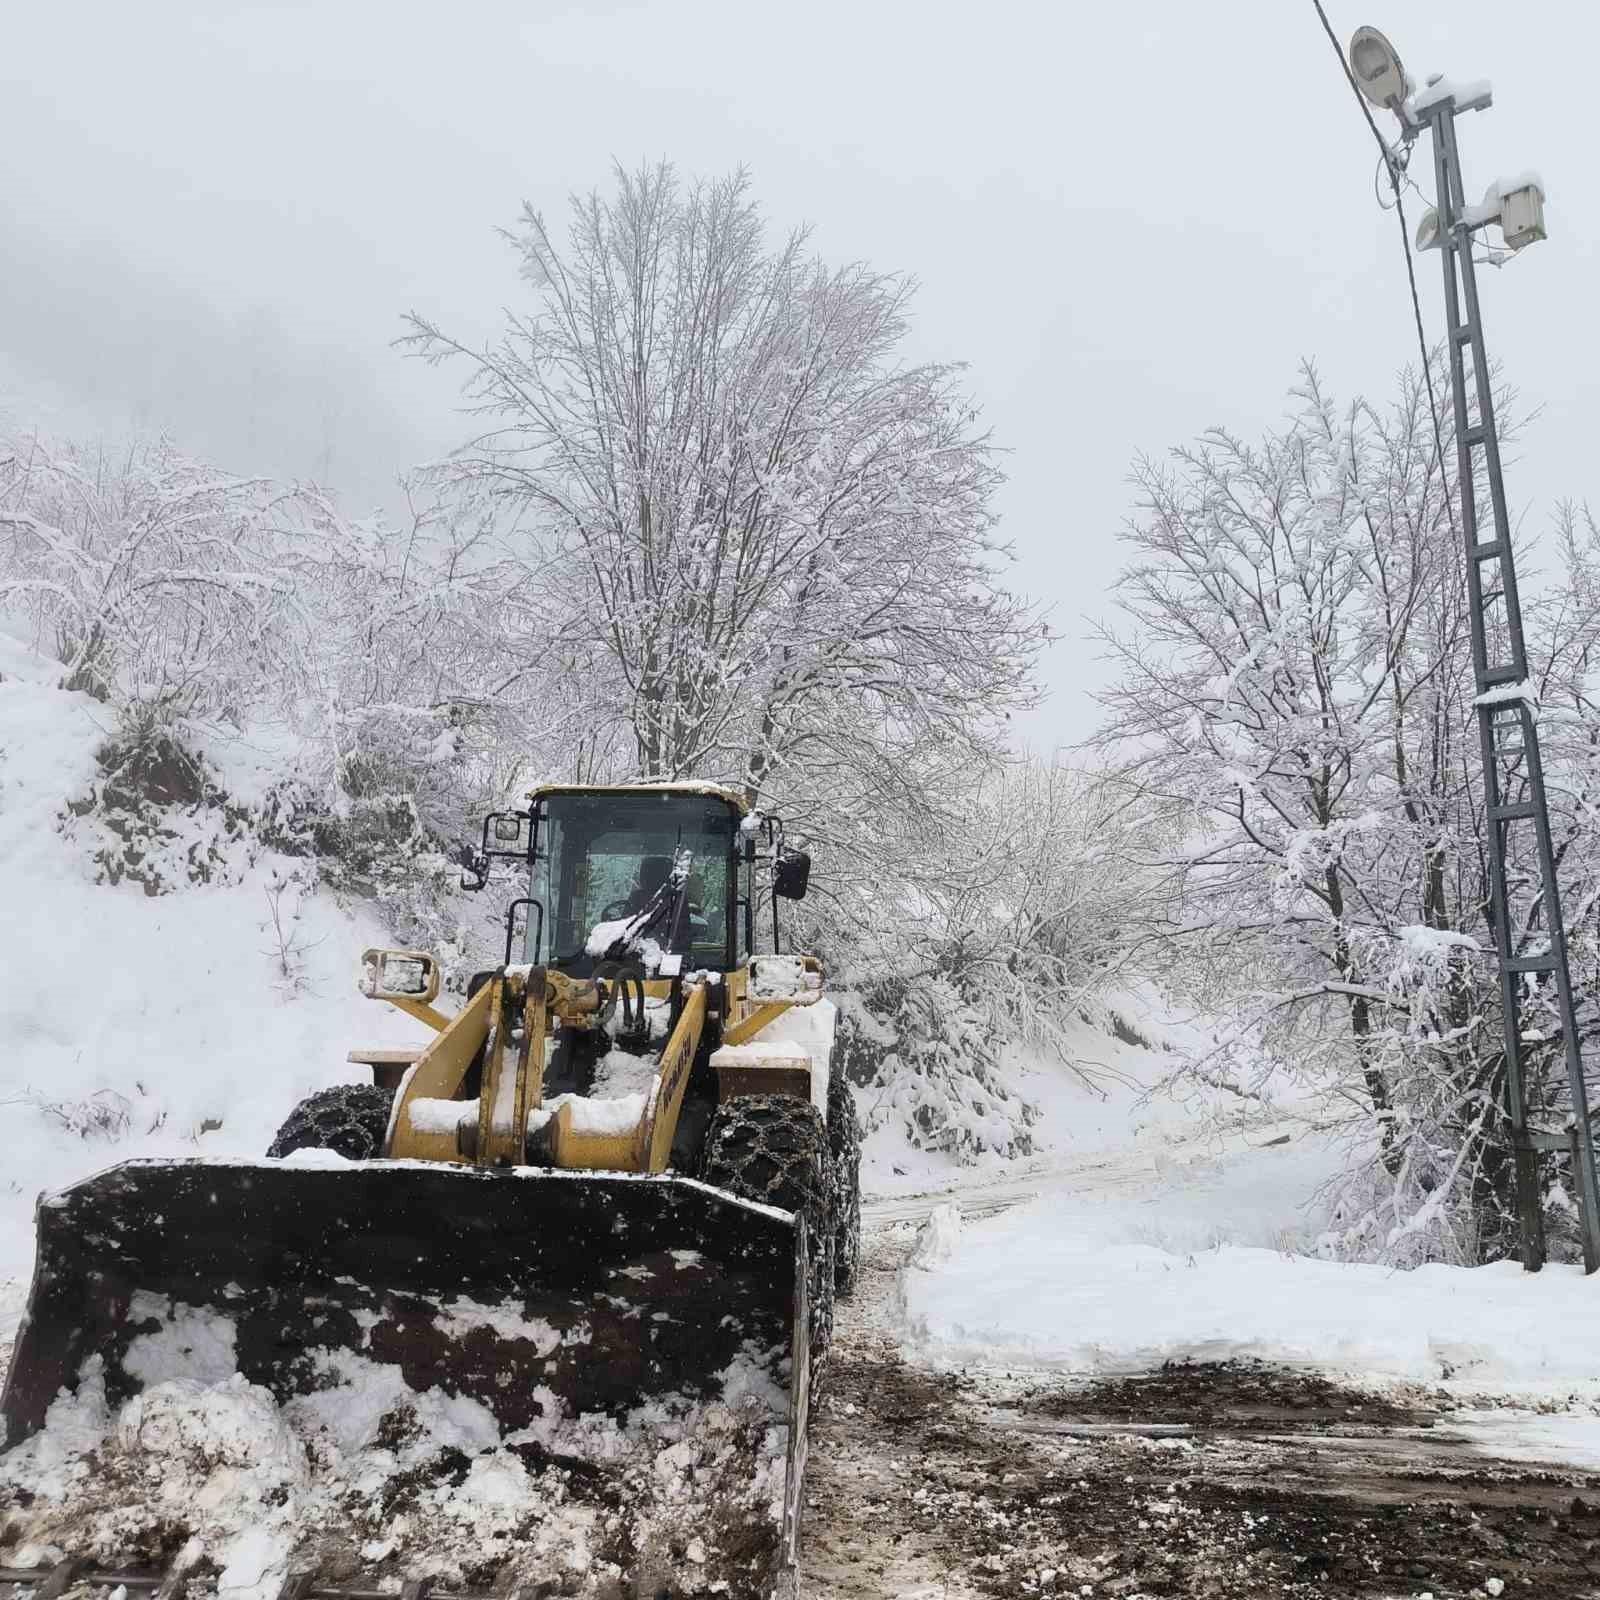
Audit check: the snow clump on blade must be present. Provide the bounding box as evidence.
[0,1349,791,1600]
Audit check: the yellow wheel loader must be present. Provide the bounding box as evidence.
[0,783,860,1600]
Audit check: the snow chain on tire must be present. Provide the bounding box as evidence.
[827,1062,863,1299]
[266,1083,397,1161]
[699,1092,837,1369]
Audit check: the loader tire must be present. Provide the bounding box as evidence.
[700,1093,836,1366]
[828,1065,863,1299]
[267,1083,396,1161]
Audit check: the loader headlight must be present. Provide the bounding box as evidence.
[360,947,442,1003]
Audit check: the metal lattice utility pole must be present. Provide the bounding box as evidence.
[1345,27,1600,1274]
[1420,96,1600,1274]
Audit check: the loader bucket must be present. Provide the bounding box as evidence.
[0,1158,810,1599]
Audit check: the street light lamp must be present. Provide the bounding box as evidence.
[1348,26,1407,109]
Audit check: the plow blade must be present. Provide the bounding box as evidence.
[1,1158,810,1599]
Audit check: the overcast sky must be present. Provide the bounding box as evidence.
[1,3,1591,749]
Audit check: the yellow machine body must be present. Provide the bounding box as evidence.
[368,955,825,1172]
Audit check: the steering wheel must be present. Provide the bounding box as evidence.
[599,896,710,934]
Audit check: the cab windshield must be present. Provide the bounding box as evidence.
[531,791,740,973]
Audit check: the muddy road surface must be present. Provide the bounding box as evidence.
[803,1226,1600,1599]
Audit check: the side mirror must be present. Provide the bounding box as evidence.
[493,815,523,843]
[773,848,811,901]
[359,947,441,1004]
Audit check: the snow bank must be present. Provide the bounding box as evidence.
[907,1202,962,1270]
[881,987,1600,1389]
[898,1193,1600,1386]
[0,637,421,1348]
[1454,1411,1600,1473]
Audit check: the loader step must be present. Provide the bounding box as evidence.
[710,1041,813,1103]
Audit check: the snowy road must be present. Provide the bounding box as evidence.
[804,1221,1600,1599]
[862,1176,1041,1226]
[859,1123,1208,1230]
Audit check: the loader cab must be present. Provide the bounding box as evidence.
[524,786,752,977]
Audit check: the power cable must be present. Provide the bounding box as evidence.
[1372,144,1434,214]
[1311,0,1458,541]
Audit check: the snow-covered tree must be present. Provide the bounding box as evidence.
[402,163,1040,815]
[1097,362,1600,1265]
[0,431,323,731]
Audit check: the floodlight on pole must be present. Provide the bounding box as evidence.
[1415,208,1442,251]
[1349,26,1407,109]
[1498,180,1547,250]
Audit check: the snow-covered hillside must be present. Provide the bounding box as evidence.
[0,637,420,1344]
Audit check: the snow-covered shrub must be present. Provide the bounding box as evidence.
[928,760,1177,1065]
[22,1088,137,1141]
[848,976,1035,1161]
[261,867,324,996]
[318,794,465,967]
[252,774,476,983]
[281,486,539,872]
[63,727,257,896]
[0,429,387,899]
